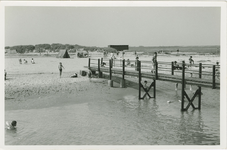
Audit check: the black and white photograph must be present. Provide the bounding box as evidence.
[1,1,226,149]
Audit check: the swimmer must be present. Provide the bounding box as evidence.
[6,120,17,130]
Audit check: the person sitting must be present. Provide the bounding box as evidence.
[31,58,35,64]
[173,61,182,70]
[101,62,106,67]
[6,120,17,130]
[24,59,27,64]
[71,73,78,78]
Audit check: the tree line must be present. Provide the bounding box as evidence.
[5,43,103,54]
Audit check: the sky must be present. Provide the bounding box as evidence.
[5,6,220,47]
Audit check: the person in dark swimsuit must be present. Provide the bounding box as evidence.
[58,62,65,78]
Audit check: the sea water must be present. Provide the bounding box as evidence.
[5,81,220,145]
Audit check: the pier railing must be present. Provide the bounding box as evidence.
[88,58,220,89]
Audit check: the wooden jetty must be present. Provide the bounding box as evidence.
[85,58,220,111]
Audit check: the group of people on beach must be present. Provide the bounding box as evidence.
[19,58,35,64]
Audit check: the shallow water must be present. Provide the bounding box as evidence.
[5,81,220,145]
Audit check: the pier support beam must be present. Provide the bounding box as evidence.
[120,79,125,88]
[108,80,113,87]
[120,59,126,88]
[98,59,102,78]
[181,61,202,111]
[138,61,156,100]
[108,59,113,87]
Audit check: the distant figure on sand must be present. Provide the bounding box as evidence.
[19,59,22,64]
[31,58,35,64]
[189,56,194,67]
[151,52,157,73]
[71,73,77,78]
[58,62,65,78]
[23,59,27,64]
[4,70,7,80]
[6,120,17,130]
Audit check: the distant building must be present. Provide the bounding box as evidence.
[108,45,129,51]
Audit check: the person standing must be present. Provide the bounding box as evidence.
[58,62,65,78]
[135,56,139,71]
[151,52,157,73]
[4,70,7,80]
[19,58,22,64]
[189,56,194,67]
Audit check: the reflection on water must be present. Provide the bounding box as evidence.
[5,84,219,145]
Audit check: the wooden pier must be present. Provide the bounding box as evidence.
[86,58,220,111]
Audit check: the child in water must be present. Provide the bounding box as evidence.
[6,120,17,130]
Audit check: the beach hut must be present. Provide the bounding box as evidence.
[56,50,70,58]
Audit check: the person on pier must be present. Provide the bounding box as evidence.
[189,56,194,67]
[151,52,157,73]
[215,62,220,79]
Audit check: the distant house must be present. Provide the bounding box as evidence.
[56,50,70,58]
[108,45,129,51]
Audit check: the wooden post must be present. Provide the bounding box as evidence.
[155,62,158,79]
[199,63,202,78]
[109,59,112,80]
[198,63,202,110]
[171,61,174,75]
[101,58,103,66]
[181,61,185,111]
[198,87,201,110]
[120,59,125,88]
[122,59,125,79]
[212,65,216,89]
[88,58,91,69]
[138,61,141,100]
[98,59,101,78]
[153,79,156,98]
[108,59,113,87]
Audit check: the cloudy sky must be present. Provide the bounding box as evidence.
[5,6,220,47]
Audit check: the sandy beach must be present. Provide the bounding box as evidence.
[4,53,220,145]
